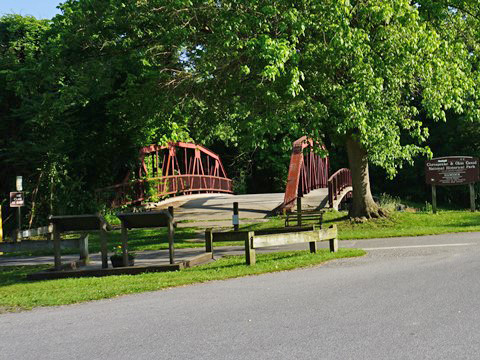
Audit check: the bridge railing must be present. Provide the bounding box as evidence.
[328,168,352,208]
[96,175,233,208]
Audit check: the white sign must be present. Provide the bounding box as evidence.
[232,215,239,225]
[16,176,23,191]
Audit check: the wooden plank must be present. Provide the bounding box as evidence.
[184,253,213,268]
[49,214,109,232]
[27,263,185,280]
[19,225,53,239]
[252,230,320,248]
[252,226,337,248]
[211,226,317,242]
[212,231,250,242]
[116,211,173,229]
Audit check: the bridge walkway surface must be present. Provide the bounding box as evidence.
[152,188,329,225]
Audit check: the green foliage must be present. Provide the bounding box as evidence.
[2,1,480,223]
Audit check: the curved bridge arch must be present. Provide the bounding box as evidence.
[97,142,233,207]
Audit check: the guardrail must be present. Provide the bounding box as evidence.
[97,175,234,208]
[328,168,352,208]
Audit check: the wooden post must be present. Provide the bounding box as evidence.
[233,202,239,231]
[245,231,256,265]
[470,183,476,212]
[297,197,302,226]
[168,206,174,218]
[205,229,213,253]
[53,223,61,271]
[79,234,89,262]
[432,185,437,214]
[168,217,175,264]
[329,237,338,253]
[100,222,109,269]
[121,221,129,267]
[309,241,317,253]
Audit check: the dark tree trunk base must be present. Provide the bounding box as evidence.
[345,134,388,220]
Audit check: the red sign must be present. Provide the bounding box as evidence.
[425,156,479,186]
[10,192,24,207]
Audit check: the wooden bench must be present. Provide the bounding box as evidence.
[285,211,324,227]
[244,225,338,265]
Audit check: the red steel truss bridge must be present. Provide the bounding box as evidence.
[97,142,233,207]
[277,136,352,213]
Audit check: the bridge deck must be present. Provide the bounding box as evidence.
[153,188,329,221]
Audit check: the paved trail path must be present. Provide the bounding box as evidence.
[2,232,480,359]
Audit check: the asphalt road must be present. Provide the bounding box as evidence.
[2,233,480,359]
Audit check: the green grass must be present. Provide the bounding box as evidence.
[0,249,364,311]
[240,210,480,240]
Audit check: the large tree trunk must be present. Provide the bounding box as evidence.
[345,134,386,219]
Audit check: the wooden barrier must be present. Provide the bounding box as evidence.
[49,214,111,271]
[0,235,89,259]
[205,226,317,253]
[245,225,338,265]
[117,210,176,266]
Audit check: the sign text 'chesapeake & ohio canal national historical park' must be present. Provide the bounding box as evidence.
[425,156,479,213]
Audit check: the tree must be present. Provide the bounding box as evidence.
[3,1,476,223]
[183,0,475,217]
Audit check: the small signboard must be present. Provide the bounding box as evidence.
[425,156,479,186]
[9,192,24,207]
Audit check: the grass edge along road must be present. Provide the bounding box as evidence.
[0,249,364,312]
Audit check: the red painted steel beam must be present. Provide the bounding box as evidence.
[278,137,329,212]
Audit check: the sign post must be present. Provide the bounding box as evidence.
[0,206,3,255]
[425,156,479,213]
[233,202,239,231]
[10,176,24,242]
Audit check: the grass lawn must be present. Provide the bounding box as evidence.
[240,210,480,240]
[0,248,364,311]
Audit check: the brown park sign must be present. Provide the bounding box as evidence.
[425,156,479,186]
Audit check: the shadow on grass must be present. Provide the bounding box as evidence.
[0,265,49,288]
